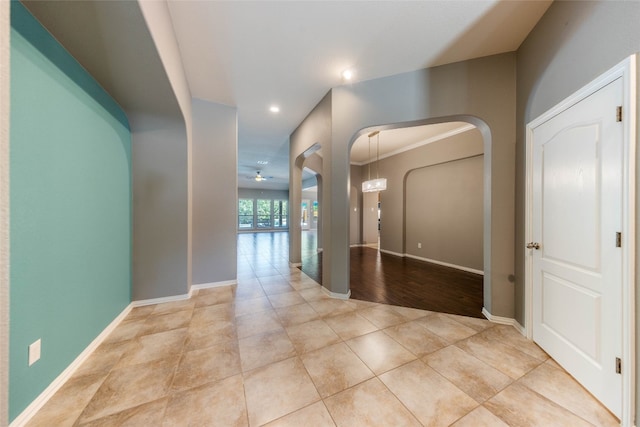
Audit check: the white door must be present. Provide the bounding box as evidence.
[531,78,623,417]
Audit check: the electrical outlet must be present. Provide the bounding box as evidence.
[29,339,41,366]
[417,243,422,249]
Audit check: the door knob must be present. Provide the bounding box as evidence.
[526,242,540,250]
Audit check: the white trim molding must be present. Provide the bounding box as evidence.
[321,286,351,300]
[190,279,237,293]
[405,254,484,276]
[131,292,190,307]
[131,279,238,307]
[9,304,133,427]
[482,307,524,334]
[379,248,405,258]
[13,279,244,425]
[524,54,636,427]
[380,249,484,276]
[351,123,476,166]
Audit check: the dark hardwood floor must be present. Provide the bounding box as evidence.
[301,233,484,318]
[237,231,484,319]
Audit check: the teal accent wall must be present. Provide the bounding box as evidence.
[9,2,131,421]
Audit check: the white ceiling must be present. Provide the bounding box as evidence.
[167,0,552,190]
[350,122,474,165]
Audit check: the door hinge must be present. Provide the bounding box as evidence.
[616,357,622,374]
[616,232,622,248]
[616,106,623,122]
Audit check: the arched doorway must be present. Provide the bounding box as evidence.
[347,116,492,315]
[288,143,321,269]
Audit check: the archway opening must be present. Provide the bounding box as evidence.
[347,117,490,317]
[288,143,322,272]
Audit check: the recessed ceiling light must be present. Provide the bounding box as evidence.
[342,69,354,81]
[269,105,280,113]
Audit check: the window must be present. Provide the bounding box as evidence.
[238,199,254,229]
[274,200,288,227]
[312,201,318,226]
[238,197,288,231]
[257,199,272,228]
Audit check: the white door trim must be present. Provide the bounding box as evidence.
[525,54,636,427]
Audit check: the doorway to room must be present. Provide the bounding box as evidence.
[295,121,487,317]
[346,121,485,316]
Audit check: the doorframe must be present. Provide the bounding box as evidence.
[524,55,637,426]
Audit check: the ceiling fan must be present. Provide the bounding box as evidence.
[250,171,272,182]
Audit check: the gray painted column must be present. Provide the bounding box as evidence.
[191,99,237,285]
[131,114,189,300]
[322,143,351,296]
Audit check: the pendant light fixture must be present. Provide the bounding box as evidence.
[361,131,387,192]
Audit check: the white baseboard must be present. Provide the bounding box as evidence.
[132,280,238,306]
[131,292,190,307]
[512,321,526,336]
[10,303,133,427]
[378,249,484,276]
[405,254,484,276]
[12,279,244,426]
[379,248,404,257]
[321,286,351,300]
[482,307,525,335]
[190,280,237,293]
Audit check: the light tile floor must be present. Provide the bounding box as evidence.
[26,252,620,426]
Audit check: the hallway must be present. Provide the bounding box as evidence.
[24,232,617,426]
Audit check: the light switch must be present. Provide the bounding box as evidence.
[29,339,41,366]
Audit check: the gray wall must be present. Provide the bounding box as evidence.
[374,129,484,255]
[192,98,237,286]
[131,114,189,300]
[238,188,289,200]
[290,54,517,310]
[290,92,332,267]
[353,128,484,269]
[138,0,195,292]
[515,1,640,420]
[515,0,640,325]
[292,53,516,313]
[405,155,483,271]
